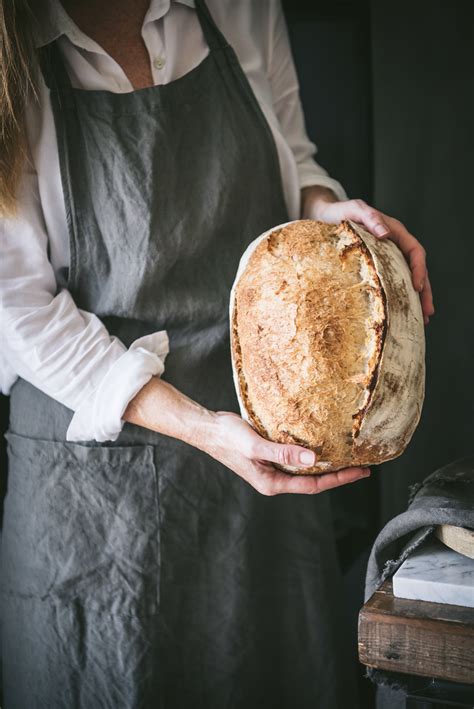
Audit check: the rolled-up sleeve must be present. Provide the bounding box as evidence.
[0,165,169,443]
[267,0,347,200]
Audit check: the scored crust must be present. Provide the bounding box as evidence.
[230,220,425,474]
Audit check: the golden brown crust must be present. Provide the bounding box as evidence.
[230,220,425,474]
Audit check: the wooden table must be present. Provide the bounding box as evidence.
[358,580,474,707]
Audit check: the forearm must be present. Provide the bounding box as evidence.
[301,185,338,219]
[123,375,218,452]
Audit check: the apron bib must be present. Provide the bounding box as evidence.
[1,2,355,707]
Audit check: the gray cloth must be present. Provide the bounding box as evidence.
[364,456,474,705]
[0,1,355,708]
[365,456,474,602]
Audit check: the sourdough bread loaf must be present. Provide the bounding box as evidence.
[230,220,425,473]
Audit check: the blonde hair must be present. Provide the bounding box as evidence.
[0,0,38,217]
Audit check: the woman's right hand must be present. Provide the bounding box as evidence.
[124,377,370,496]
[204,411,370,496]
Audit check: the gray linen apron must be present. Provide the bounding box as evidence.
[1,2,355,707]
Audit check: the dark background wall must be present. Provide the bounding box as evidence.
[370,0,474,527]
[283,0,373,201]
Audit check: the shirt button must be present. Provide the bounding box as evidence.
[153,56,165,70]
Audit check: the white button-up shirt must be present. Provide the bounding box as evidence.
[0,0,346,442]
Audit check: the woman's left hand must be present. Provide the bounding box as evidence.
[302,189,434,324]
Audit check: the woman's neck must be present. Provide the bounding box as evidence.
[59,0,155,90]
[60,0,151,34]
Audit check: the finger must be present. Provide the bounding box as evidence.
[252,463,370,496]
[311,466,371,493]
[347,200,390,237]
[383,216,428,292]
[253,439,317,469]
[421,273,435,322]
[407,243,427,293]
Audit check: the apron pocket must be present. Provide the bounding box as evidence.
[1,433,160,616]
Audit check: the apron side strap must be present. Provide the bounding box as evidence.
[194,0,230,52]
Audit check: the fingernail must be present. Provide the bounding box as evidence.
[374,224,389,237]
[299,450,315,466]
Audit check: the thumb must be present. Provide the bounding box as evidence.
[258,441,316,468]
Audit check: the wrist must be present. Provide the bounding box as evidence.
[301,185,338,220]
[195,409,232,457]
[186,406,221,453]
[123,376,219,450]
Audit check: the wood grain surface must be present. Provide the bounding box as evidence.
[435,525,474,559]
[358,580,474,684]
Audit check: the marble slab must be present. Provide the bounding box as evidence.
[393,536,474,608]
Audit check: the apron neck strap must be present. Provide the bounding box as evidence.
[38,41,73,93]
[194,0,229,52]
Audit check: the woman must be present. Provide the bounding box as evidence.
[0,0,434,707]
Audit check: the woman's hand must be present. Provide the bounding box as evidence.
[204,411,370,496]
[301,186,435,324]
[124,378,371,496]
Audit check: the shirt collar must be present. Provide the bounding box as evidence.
[145,0,195,25]
[35,0,196,50]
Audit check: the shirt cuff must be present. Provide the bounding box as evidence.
[66,330,169,443]
[298,163,348,202]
